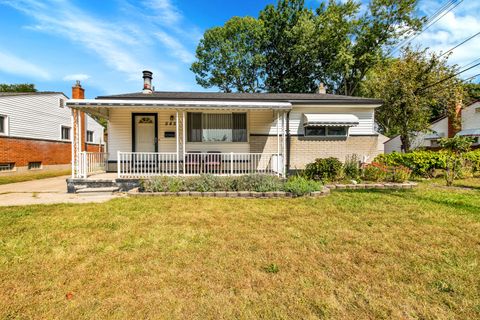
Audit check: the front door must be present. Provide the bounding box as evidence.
[134,114,157,152]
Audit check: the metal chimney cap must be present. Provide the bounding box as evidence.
[142,70,153,78]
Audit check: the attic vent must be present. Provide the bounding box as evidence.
[59,98,65,108]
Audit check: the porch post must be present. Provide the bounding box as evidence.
[182,111,186,175]
[71,109,75,178]
[176,110,179,175]
[276,110,280,177]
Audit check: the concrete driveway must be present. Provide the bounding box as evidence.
[0,175,121,206]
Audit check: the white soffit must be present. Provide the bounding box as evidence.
[303,113,359,126]
[66,99,292,110]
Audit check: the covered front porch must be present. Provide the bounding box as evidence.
[68,99,290,180]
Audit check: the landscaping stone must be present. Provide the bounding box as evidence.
[177,192,190,197]
[214,191,228,197]
[325,184,336,189]
[237,191,251,198]
[263,192,275,198]
[336,184,346,189]
[346,184,356,189]
[189,191,202,197]
[203,192,214,197]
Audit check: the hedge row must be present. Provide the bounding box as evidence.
[374,149,480,177]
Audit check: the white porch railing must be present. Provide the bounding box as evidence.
[117,152,284,178]
[76,152,109,178]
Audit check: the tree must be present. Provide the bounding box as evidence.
[191,0,423,94]
[463,82,480,106]
[190,16,266,92]
[361,48,464,152]
[0,83,36,92]
[439,136,473,186]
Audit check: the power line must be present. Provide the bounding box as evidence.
[389,0,463,56]
[463,73,480,82]
[439,31,480,58]
[421,60,480,91]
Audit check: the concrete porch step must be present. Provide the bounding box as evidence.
[76,187,119,194]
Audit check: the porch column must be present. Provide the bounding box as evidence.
[182,111,186,174]
[176,110,179,175]
[276,110,280,177]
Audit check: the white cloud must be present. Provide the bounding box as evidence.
[155,30,195,63]
[142,0,182,25]
[63,73,90,81]
[413,1,480,80]
[0,50,50,79]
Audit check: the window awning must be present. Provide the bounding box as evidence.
[456,128,480,137]
[303,114,359,127]
[424,132,445,140]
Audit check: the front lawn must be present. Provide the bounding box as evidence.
[1,180,479,318]
[0,169,71,185]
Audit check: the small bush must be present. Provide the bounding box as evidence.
[389,165,412,182]
[304,157,343,182]
[233,174,283,192]
[362,162,388,182]
[263,263,279,274]
[374,151,447,177]
[283,176,322,196]
[344,154,361,180]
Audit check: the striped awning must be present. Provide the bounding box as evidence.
[303,114,359,127]
[456,128,480,137]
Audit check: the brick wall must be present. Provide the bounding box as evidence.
[0,136,104,169]
[250,134,381,170]
[0,136,71,167]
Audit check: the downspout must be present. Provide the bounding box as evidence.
[286,110,291,175]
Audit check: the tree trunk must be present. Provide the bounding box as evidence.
[400,135,411,153]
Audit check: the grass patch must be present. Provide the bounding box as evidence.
[0,169,71,185]
[0,179,479,318]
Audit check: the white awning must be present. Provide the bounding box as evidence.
[303,113,359,127]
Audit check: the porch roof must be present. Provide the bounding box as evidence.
[66,99,292,110]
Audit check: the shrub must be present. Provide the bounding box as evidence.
[362,162,388,182]
[374,151,448,177]
[184,174,234,192]
[464,149,480,172]
[233,174,284,192]
[344,154,361,180]
[141,176,185,192]
[389,165,412,182]
[283,176,322,196]
[304,157,343,182]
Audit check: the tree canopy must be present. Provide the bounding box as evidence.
[0,83,37,92]
[191,0,424,94]
[360,48,464,152]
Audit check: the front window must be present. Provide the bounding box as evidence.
[187,112,247,142]
[61,126,71,140]
[304,126,348,137]
[0,115,7,135]
[86,130,94,143]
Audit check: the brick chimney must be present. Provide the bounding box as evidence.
[72,80,86,151]
[142,70,153,94]
[448,101,462,137]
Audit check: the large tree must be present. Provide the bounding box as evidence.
[0,83,36,92]
[361,48,464,152]
[191,0,423,94]
[191,16,266,92]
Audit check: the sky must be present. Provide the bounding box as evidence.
[0,0,479,98]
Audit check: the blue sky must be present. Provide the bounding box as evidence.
[0,0,479,98]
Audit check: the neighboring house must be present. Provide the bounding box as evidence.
[66,71,383,186]
[384,101,480,153]
[384,116,449,153]
[457,101,480,146]
[0,91,104,175]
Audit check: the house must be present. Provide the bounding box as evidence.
[66,71,383,191]
[384,116,449,153]
[384,101,480,153]
[0,91,104,175]
[456,101,480,146]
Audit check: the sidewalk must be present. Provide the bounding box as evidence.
[0,176,120,206]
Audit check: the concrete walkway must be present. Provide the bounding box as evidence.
[0,176,121,206]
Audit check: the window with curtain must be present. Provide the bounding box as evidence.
[187,112,247,142]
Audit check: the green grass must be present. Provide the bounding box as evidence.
[1,179,479,319]
[0,169,71,185]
